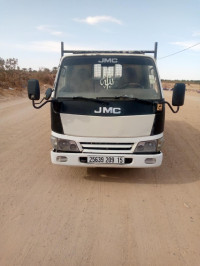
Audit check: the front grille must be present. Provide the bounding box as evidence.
[80,142,134,154]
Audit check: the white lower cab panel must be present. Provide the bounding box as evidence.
[51,132,163,168]
[60,114,155,138]
[51,151,163,168]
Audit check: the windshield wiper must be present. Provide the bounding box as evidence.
[102,95,157,104]
[64,96,108,104]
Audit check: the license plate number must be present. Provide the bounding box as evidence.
[88,156,125,164]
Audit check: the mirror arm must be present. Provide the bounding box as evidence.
[164,101,180,113]
[34,97,45,105]
[32,99,53,109]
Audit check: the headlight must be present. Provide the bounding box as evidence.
[134,138,164,153]
[51,136,80,152]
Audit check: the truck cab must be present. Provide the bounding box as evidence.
[28,42,185,167]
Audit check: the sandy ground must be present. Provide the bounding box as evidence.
[0,91,200,266]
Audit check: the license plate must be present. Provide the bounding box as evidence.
[87,156,125,164]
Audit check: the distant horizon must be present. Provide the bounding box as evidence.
[1,54,200,82]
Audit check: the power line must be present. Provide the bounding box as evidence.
[158,42,200,60]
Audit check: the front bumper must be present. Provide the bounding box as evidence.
[51,151,163,168]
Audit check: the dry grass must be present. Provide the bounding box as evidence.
[162,81,200,93]
[1,72,200,101]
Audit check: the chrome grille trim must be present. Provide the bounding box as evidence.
[80,142,134,154]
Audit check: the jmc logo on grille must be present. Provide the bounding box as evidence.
[94,107,121,114]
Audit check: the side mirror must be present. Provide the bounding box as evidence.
[28,79,40,100]
[172,83,185,106]
[45,88,53,100]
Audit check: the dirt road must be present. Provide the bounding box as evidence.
[0,91,200,266]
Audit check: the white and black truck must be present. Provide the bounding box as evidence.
[27,42,185,167]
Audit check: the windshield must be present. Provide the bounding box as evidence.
[56,55,161,100]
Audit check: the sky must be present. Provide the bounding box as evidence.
[1,0,200,80]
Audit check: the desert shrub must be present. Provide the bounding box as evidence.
[0,57,57,90]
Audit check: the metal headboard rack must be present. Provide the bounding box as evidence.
[61,42,158,60]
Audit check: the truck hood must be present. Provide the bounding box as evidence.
[60,114,155,138]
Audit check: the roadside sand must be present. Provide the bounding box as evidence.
[0,90,200,266]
